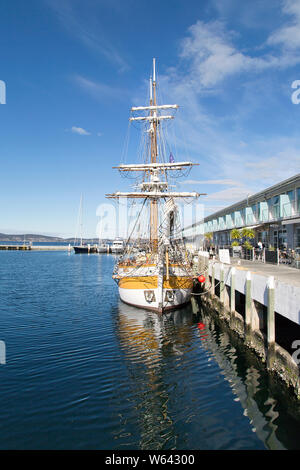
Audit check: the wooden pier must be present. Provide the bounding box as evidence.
[193,251,300,399]
[0,245,71,251]
[0,245,32,250]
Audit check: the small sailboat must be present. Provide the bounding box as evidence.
[96,221,110,253]
[73,194,98,253]
[106,59,204,313]
[74,244,98,254]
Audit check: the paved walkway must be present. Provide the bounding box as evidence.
[229,258,300,287]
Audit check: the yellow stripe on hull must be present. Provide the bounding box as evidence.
[163,277,193,289]
[119,276,158,289]
[118,276,193,290]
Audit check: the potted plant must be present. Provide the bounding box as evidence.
[230,229,242,257]
[241,228,255,245]
[205,232,213,245]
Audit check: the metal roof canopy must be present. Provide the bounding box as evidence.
[243,224,266,230]
[284,218,300,225]
[203,173,300,223]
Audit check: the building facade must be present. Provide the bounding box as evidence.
[183,174,300,250]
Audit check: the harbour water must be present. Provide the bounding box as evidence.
[0,251,300,449]
[0,241,73,246]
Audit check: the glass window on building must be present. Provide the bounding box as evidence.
[272,195,280,219]
[287,190,294,202]
[259,201,269,222]
[231,212,235,227]
[225,214,232,229]
[235,211,242,227]
[245,207,254,224]
[275,229,287,250]
[297,188,300,214]
[220,217,225,229]
[241,208,246,224]
[258,230,269,246]
[282,190,294,217]
[296,227,300,248]
[273,230,278,249]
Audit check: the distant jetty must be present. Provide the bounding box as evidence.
[0,244,69,251]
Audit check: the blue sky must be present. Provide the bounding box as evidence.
[1,0,300,237]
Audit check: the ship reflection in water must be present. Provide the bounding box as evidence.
[113,301,300,450]
[2,253,300,450]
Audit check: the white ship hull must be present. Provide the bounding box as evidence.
[111,248,124,254]
[116,265,193,313]
[119,285,192,313]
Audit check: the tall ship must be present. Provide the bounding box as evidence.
[106,59,203,313]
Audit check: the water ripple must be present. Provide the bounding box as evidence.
[0,252,299,449]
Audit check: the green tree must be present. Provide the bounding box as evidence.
[241,228,255,250]
[205,232,213,242]
[230,229,241,247]
[243,240,253,250]
[241,228,255,240]
[230,229,241,240]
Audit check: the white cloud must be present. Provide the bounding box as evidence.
[46,0,129,72]
[181,179,252,213]
[155,6,300,214]
[71,126,91,135]
[179,21,279,88]
[244,148,300,182]
[267,0,300,49]
[204,186,251,202]
[180,21,249,87]
[73,74,126,101]
[178,6,300,90]
[182,179,243,186]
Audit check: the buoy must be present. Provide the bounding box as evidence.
[198,275,206,283]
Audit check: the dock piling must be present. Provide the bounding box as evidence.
[267,276,275,369]
[220,264,224,304]
[211,265,215,295]
[245,271,252,339]
[230,267,236,313]
[194,252,300,399]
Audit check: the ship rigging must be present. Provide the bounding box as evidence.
[106,58,205,313]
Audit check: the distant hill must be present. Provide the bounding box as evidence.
[0,233,103,243]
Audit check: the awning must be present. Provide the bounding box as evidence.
[283,218,300,225]
[244,224,266,230]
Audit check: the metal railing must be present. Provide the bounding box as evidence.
[211,245,300,269]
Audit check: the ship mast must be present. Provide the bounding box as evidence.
[106,58,205,243]
[150,58,158,251]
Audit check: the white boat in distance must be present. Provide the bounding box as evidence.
[111,238,125,254]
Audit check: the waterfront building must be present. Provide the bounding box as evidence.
[183,173,300,250]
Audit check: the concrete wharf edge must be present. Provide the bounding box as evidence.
[0,245,71,251]
[193,254,300,399]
